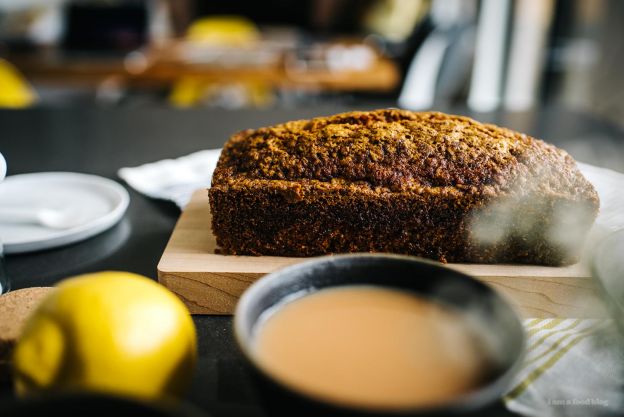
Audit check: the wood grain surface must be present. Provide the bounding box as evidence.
[158,190,607,318]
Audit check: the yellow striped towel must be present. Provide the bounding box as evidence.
[504,318,623,417]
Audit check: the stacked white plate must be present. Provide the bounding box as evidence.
[0,172,129,254]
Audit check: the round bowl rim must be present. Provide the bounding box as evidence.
[233,253,526,415]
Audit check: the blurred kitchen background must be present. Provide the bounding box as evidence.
[0,0,622,127]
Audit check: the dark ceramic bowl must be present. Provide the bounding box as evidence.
[234,254,525,417]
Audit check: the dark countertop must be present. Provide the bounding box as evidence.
[1,104,623,417]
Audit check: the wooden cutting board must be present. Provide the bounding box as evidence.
[157,190,607,318]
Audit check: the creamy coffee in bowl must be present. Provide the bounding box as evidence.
[252,285,490,411]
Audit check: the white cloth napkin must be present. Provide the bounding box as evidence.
[119,151,624,417]
[118,149,222,208]
[504,318,624,417]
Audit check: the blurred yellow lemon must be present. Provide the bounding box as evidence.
[0,59,37,108]
[13,272,197,399]
[186,16,259,45]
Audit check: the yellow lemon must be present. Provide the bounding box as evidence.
[13,272,197,400]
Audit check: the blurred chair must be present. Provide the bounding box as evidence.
[398,0,477,110]
[0,59,37,109]
[399,0,571,113]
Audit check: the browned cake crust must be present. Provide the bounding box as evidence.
[209,109,599,265]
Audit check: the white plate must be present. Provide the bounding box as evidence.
[0,172,130,254]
